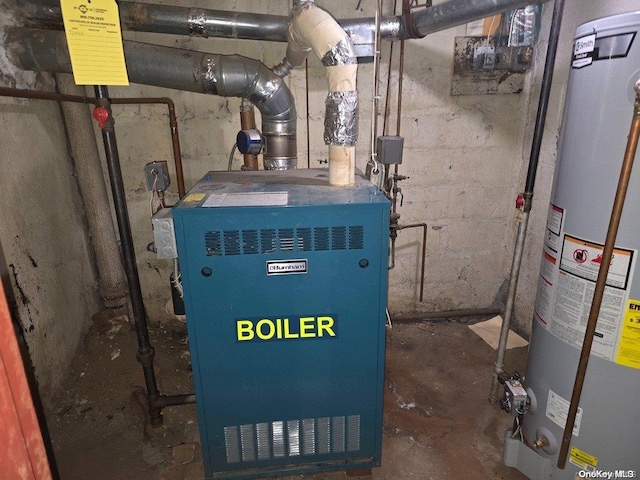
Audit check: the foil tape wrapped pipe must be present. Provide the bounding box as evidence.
[324,91,358,146]
[322,36,358,67]
[202,57,219,95]
[188,10,208,37]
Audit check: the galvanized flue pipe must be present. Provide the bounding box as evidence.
[13,0,541,42]
[6,28,298,170]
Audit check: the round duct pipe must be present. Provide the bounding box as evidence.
[6,28,298,170]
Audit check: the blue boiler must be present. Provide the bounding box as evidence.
[172,169,390,479]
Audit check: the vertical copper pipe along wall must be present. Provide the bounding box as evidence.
[557,89,640,469]
[109,97,186,197]
[239,99,258,171]
[0,87,186,198]
[397,223,427,302]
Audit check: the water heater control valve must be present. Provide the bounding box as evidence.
[500,376,529,416]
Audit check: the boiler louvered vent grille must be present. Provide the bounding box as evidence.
[223,415,361,464]
[205,226,364,256]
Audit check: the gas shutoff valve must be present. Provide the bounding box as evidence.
[499,373,528,416]
[236,129,264,156]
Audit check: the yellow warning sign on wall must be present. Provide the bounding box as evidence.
[616,299,640,369]
[60,0,129,85]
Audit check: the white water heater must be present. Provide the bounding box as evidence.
[504,12,640,478]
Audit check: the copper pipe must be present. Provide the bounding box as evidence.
[382,0,398,138]
[239,99,258,171]
[397,223,427,302]
[0,87,186,198]
[0,85,97,104]
[305,58,311,169]
[109,97,186,197]
[392,2,406,214]
[557,87,640,469]
[396,38,405,137]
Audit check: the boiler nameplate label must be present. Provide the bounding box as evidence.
[266,260,308,275]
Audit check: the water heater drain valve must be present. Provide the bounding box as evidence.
[499,374,529,416]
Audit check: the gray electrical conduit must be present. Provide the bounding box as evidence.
[6,28,297,170]
[13,0,543,43]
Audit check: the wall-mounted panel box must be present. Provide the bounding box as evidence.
[172,169,390,479]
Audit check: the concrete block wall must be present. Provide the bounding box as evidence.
[1,0,635,407]
[86,0,640,336]
[94,0,529,324]
[0,8,99,404]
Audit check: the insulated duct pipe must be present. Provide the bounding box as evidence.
[11,0,540,43]
[279,1,358,186]
[55,74,129,309]
[6,28,297,170]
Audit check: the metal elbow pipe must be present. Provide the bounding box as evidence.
[6,27,297,169]
[201,54,297,170]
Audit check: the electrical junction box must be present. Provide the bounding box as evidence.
[145,161,170,191]
[151,208,178,259]
[172,169,390,479]
[376,136,404,165]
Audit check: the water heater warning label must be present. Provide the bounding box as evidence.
[536,219,639,363]
[615,300,640,369]
[549,234,636,361]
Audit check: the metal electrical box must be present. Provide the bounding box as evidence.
[172,169,390,479]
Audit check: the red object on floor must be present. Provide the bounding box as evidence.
[0,281,53,479]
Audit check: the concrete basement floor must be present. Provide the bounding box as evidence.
[45,315,528,480]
